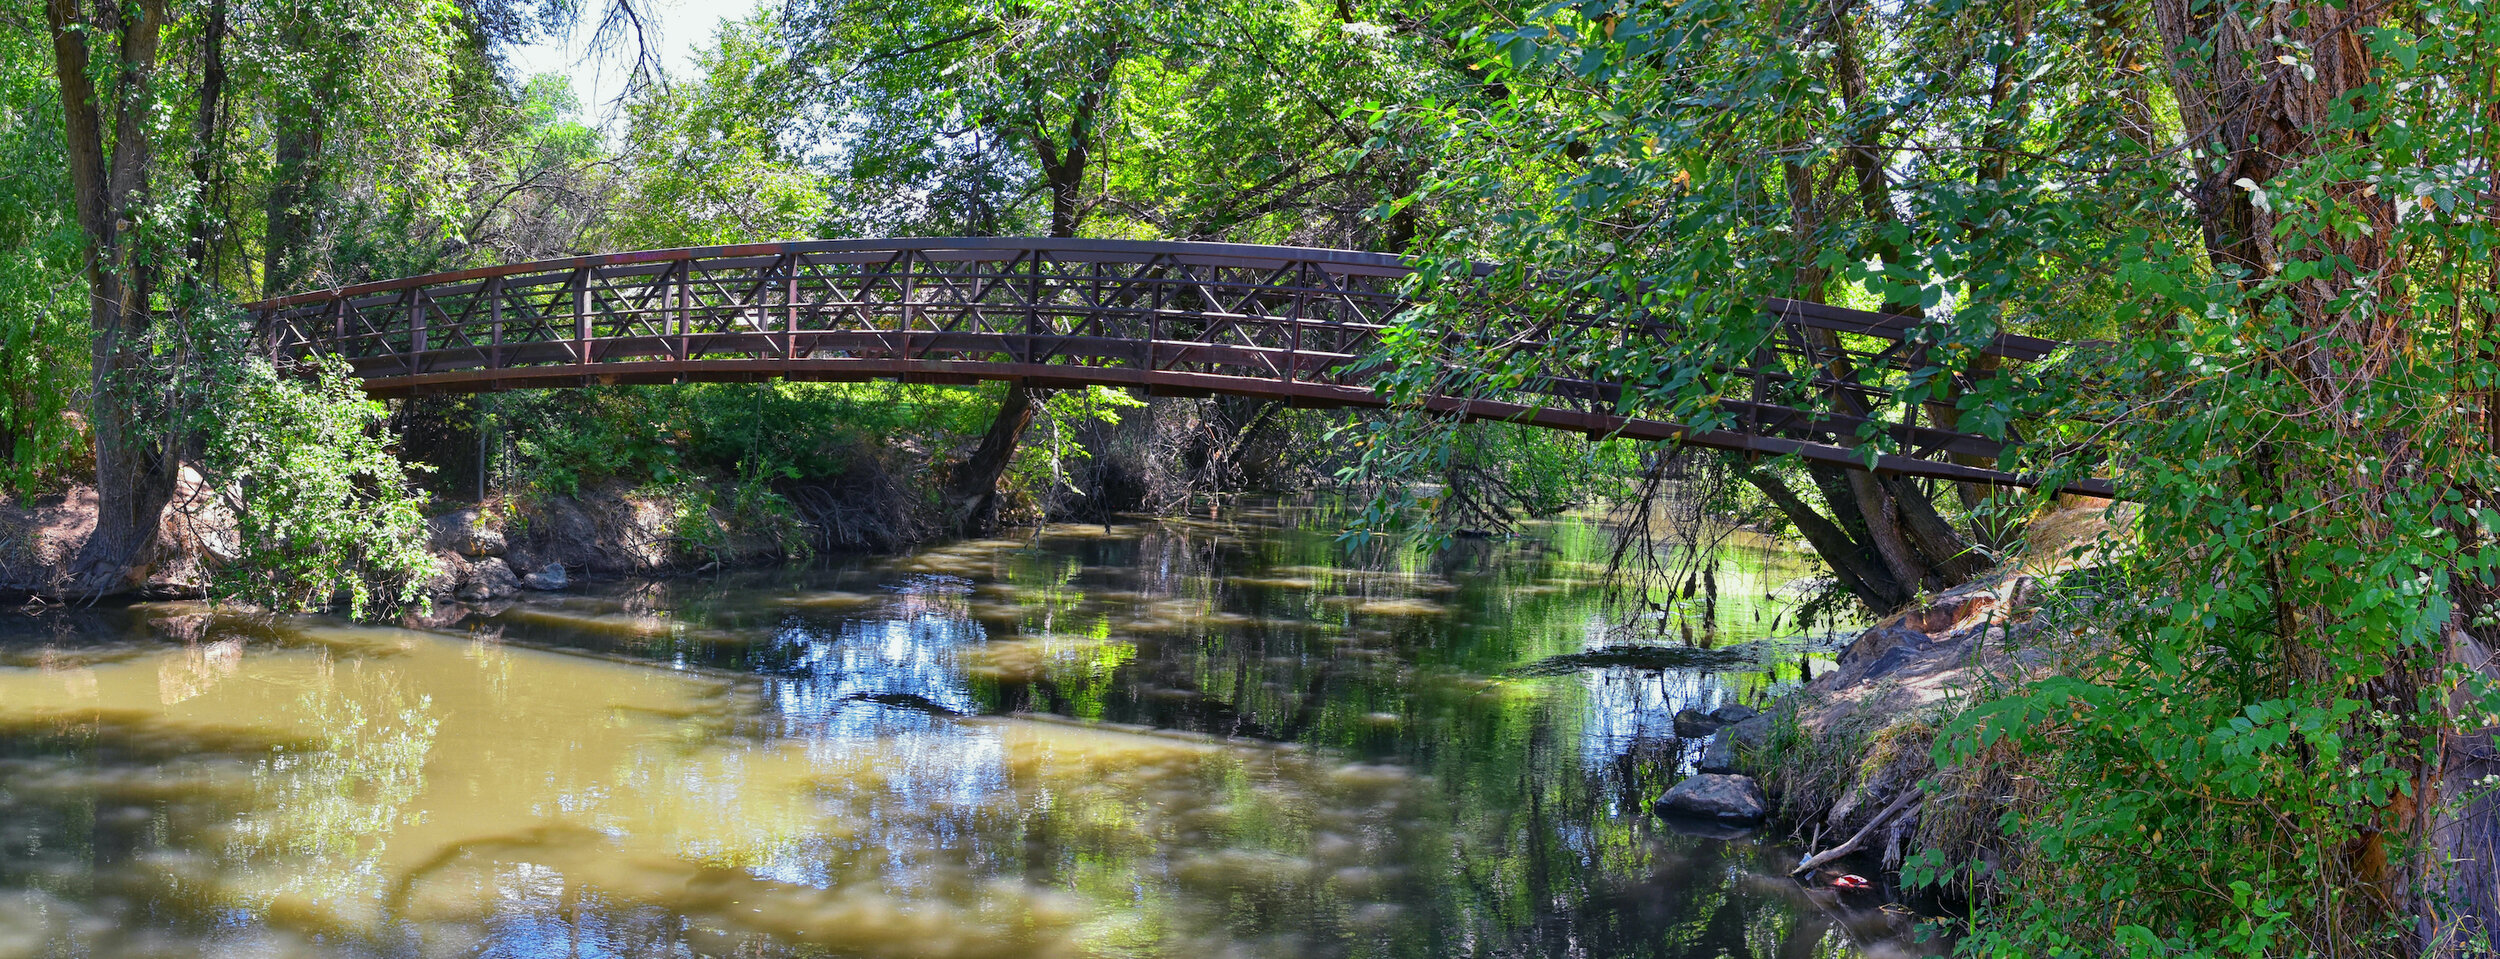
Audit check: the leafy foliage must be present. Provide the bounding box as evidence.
[1334,412,1643,550]
[1372,0,2500,952]
[0,19,90,495]
[601,16,828,248]
[197,356,438,618]
[497,379,996,494]
[785,0,1460,244]
[1011,385,1148,502]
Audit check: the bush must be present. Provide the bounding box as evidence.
[198,356,438,618]
[498,380,998,498]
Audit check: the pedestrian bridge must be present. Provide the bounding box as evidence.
[243,236,2107,495]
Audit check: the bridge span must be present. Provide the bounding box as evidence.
[243,237,2109,496]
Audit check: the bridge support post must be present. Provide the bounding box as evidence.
[571,267,592,367]
[407,290,425,376]
[488,276,503,372]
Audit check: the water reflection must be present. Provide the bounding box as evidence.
[0,498,1931,958]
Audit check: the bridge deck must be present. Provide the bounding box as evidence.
[245,237,2110,496]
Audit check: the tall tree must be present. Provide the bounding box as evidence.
[786,0,1187,531]
[48,0,181,593]
[1375,0,2500,950]
[787,0,1454,531]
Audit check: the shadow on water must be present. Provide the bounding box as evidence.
[0,496,1946,958]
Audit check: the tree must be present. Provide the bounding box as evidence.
[786,0,1462,531]
[600,17,828,249]
[26,0,663,596]
[0,8,91,497]
[47,0,182,593]
[1378,0,2500,950]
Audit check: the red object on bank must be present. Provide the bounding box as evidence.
[1832,874,1871,891]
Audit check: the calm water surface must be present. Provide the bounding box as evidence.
[0,499,1941,958]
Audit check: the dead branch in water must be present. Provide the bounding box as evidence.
[1790,785,1925,877]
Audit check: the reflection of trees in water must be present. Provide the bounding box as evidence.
[901,500,1879,957]
[226,666,440,897]
[695,501,1879,956]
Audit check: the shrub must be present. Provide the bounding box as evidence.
[198,356,438,618]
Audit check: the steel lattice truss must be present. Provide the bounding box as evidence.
[245,237,2107,495]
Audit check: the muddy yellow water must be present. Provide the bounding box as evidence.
[0,499,1931,958]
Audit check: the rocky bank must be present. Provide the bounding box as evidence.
[1665,497,2127,888]
[1,480,795,612]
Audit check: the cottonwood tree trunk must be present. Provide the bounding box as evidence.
[946,383,1038,534]
[1737,9,1990,614]
[947,65,1117,534]
[51,0,182,596]
[2149,0,2475,945]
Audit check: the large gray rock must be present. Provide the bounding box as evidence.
[1673,708,1722,739]
[521,562,569,591]
[454,556,523,602]
[429,509,506,558]
[1708,703,1760,724]
[1835,625,1931,684]
[1698,714,1773,773]
[1652,773,1769,824]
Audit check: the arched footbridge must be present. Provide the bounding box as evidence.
[244,237,2111,497]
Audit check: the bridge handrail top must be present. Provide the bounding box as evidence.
[238,237,1470,313]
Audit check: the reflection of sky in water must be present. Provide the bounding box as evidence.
[768,614,984,735]
[1577,667,1720,761]
[756,572,1020,894]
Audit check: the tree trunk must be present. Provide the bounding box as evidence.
[1744,467,1908,609]
[951,76,1111,534]
[1841,467,1929,593]
[1740,0,1990,610]
[1883,474,1991,583]
[947,383,1038,534]
[50,0,181,596]
[2149,0,2458,943]
[184,0,227,280]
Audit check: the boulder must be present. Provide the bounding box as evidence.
[429,509,506,558]
[521,562,569,591]
[1652,813,1759,840]
[400,602,475,630]
[1673,708,1723,739]
[1698,714,1772,773]
[419,552,467,598]
[1839,625,1926,667]
[1708,703,1760,724]
[454,556,523,602]
[1835,625,1933,683]
[1652,773,1769,824]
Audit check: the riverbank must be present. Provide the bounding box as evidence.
[0,478,827,610]
[1684,496,2129,901]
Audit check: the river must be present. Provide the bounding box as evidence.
[0,498,1942,958]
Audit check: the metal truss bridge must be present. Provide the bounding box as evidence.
[244,237,2107,496]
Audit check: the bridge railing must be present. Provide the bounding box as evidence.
[245,237,2105,494]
